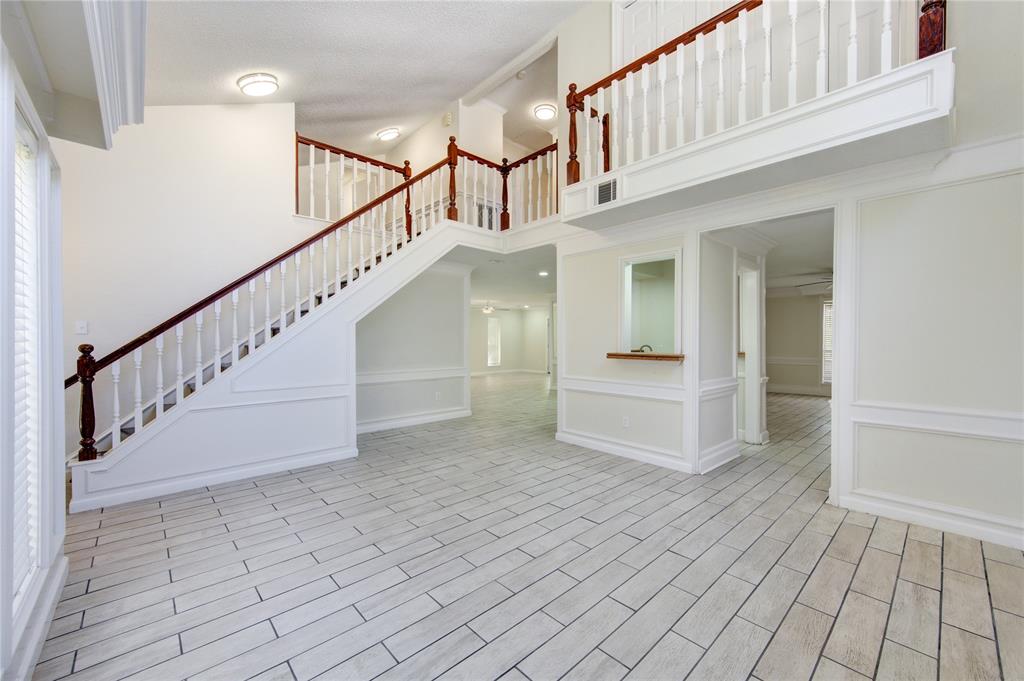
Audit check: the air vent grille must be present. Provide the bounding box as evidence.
[596,179,617,205]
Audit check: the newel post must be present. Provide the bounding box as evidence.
[403,160,413,239]
[919,0,946,58]
[499,159,511,231]
[566,83,581,185]
[76,344,98,461]
[447,136,459,221]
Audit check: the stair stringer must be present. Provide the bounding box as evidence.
[69,220,507,512]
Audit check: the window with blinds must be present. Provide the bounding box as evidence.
[822,301,834,384]
[12,107,41,605]
[487,317,501,367]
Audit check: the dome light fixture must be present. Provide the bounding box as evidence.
[376,127,400,142]
[237,73,278,97]
[538,270,549,277]
[533,103,557,121]
[482,304,495,314]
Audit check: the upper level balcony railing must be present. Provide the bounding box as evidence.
[563,0,951,226]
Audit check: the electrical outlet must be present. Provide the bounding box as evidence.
[622,416,630,428]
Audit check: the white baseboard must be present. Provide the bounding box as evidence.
[556,430,692,474]
[6,556,68,680]
[840,489,1024,550]
[471,369,547,377]
[699,438,740,474]
[357,408,472,434]
[767,383,832,397]
[69,446,357,513]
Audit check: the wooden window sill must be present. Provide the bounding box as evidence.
[606,352,685,362]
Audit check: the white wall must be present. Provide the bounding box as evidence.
[766,294,832,397]
[384,105,458,173]
[470,307,549,375]
[356,263,472,431]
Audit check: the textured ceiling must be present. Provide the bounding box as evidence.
[146,1,577,156]
[443,245,556,309]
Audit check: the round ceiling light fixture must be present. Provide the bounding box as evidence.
[237,73,278,97]
[538,270,549,277]
[533,103,557,121]
[482,304,495,314]
[376,127,400,142]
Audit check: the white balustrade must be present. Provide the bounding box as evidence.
[155,334,165,416]
[194,310,204,390]
[111,359,121,445]
[133,348,143,425]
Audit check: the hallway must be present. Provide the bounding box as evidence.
[40,376,1022,680]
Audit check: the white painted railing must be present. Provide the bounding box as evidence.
[456,142,558,230]
[567,0,923,184]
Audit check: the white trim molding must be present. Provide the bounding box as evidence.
[561,376,686,403]
[766,356,819,366]
[82,0,146,149]
[556,430,692,474]
[357,408,472,435]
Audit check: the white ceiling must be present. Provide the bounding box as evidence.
[485,46,558,153]
[442,245,556,309]
[748,210,835,288]
[145,1,577,156]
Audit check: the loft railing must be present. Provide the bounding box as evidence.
[295,134,409,221]
[566,0,948,184]
[66,135,560,463]
[456,143,558,230]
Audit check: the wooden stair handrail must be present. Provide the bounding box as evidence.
[507,142,558,170]
[296,134,406,174]
[65,155,449,388]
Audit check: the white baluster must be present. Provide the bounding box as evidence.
[626,72,636,163]
[419,172,427,232]
[881,0,893,73]
[280,261,288,332]
[264,270,272,341]
[523,162,532,223]
[248,279,256,352]
[640,63,651,159]
[789,0,799,107]
[323,236,331,296]
[294,251,302,318]
[762,1,773,116]
[155,335,164,416]
[610,80,621,168]
[337,153,343,220]
[324,150,331,220]
[175,323,184,402]
[334,228,341,294]
[715,22,726,132]
[817,0,828,95]
[657,55,668,153]
[695,33,705,139]
[583,94,592,179]
[308,143,316,218]
[133,348,143,426]
[194,310,204,390]
[533,159,541,221]
[111,359,121,445]
[460,160,468,221]
[230,291,239,366]
[472,162,479,227]
[738,10,749,125]
[848,0,859,85]
[308,243,315,307]
[213,300,222,376]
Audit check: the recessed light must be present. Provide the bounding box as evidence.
[534,104,557,121]
[237,73,278,97]
[538,270,549,277]
[523,305,530,309]
[376,127,400,142]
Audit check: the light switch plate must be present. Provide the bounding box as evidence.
[74,320,89,335]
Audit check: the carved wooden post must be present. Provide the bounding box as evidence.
[76,344,98,461]
[919,0,946,58]
[402,160,412,239]
[499,159,511,231]
[566,83,581,185]
[447,136,459,221]
[601,113,611,173]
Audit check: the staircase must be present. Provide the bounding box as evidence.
[64,136,561,512]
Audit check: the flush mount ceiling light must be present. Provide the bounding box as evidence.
[533,103,557,121]
[376,127,400,142]
[523,305,530,309]
[237,73,278,97]
[538,270,549,277]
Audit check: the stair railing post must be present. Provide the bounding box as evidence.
[566,84,581,185]
[499,159,511,231]
[918,0,945,58]
[601,113,611,173]
[403,160,413,239]
[76,344,98,461]
[447,136,459,221]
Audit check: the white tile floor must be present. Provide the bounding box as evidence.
[40,374,1023,680]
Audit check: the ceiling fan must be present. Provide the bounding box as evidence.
[794,272,833,289]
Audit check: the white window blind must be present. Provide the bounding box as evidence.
[12,107,41,604]
[822,301,834,384]
[487,317,501,367]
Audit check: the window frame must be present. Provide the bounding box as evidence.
[619,249,682,354]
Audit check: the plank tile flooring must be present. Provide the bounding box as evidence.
[41,375,1023,680]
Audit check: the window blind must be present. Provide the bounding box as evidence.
[822,301,834,384]
[12,107,41,603]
